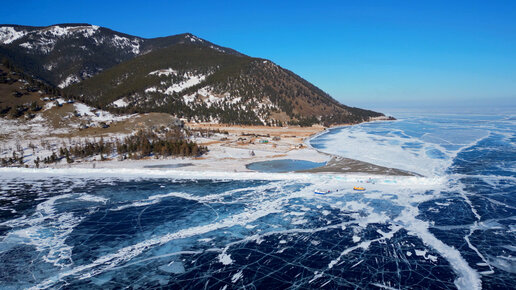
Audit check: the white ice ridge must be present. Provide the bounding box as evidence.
[110,191,195,211]
[110,185,252,212]
[25,177,397,288]
[231,270,244,283]
[327,224,402,269]
[77,193,108,204]
[0,194,83,268]
[457,181,496,275]
[0,167,444,185]
[30,195,284,289]
[395,208,482,290]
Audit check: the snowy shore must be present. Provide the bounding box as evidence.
[2,126,416,176]
[1,112,412,176]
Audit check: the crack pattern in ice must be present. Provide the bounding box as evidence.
[0,113,514,289]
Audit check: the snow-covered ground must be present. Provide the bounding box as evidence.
[148,68,177,77]
[0,99,138,167]
[112,98,130,108]
[0,26,28,44]
[58,75,80,88]
[73,102,132,122]
[164,73,208,94]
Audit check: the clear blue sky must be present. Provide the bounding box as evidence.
[2,0,516,110]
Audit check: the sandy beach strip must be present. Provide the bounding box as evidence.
[298,156,416,176]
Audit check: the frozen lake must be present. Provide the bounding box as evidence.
[0,113,514,289]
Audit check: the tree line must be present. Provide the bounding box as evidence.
[0,129,208,167]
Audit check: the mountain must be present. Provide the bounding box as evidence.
[0,23,241,88]
[0,23,386,126]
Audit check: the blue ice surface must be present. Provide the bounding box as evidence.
[246,159,326,173]
[0,113,514,289]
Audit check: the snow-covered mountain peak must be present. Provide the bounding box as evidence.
[0,26,28,44]
[185,34,203,43]
[0,24,241,92]
[0,24,101,45]
[38,24,100,38]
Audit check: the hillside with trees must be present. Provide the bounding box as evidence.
[1,23,388,127]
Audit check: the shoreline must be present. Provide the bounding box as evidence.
[2,119,414,177]
[39,124,333,173]
[300,124,417,176]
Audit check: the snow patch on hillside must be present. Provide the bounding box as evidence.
[74,103,131,122]
[181,87,244,108]
[111,35,141,54]
[149,68,177,77]
[186,35,203,43]
[183,93,197,104]
[112,99,130,108]
[164,73,208,94]
[58,75,80,88]
[0,27,28,44]
[19,40,55,53]
[209,45,225,53]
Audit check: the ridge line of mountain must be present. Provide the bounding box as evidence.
[0,23,390,126]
